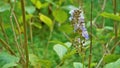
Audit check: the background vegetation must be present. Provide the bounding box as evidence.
[0,0,120,68]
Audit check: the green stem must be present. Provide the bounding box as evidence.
[88,0,93,68]
[10,14,25,62]
[29,18,36,54]
[20,0,29,67]
[0,39,16,56]
[0,18,9,44]
[12,11,23,49]
[44,29,53,58]
[111,0,118,53]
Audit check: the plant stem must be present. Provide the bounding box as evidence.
[113,0,117,37]
[9,0,26,67]
[111,0,118,53]
[0,18,9,44]
[20,0,29,67]
[12,11,23,48]
[29,18,35,54]
[44,29,53,58]
[81,50,85,68]
[95,54,105,68]
[12,11,25,59]
[0,39,16,56]
[88,0,93,68]
[10,15,25,62]
[111,40,120,53]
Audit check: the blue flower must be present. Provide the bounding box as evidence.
[69,9,89,40]
[82,30,89,40]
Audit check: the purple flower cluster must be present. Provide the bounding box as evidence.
[69,9,89,40]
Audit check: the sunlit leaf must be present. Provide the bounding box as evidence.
[73,62,86,68]
[39,13,53,30]
[104,59,120,68]
[29,54,51,68]
[25,6,35,14]
[53,9,68,23]
[29,54,41,68]
[59,24,73,33]
[41,3,49,8]
[100,12,120,21]
[104,26,113,31]
[31,0,42,9]
[62,5,77,10]
[50,40,68,49]
[32,22,42,29]
[64,42,72,48]
[53,42,72,59]
[53,44,67,59]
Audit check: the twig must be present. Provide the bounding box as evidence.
[101,0,107,11]
[9,0,26,67]
[20,0,29,68]
[10,14,24,60]
[62,32,72,42]
[111,40,120,53]
[95,36,114,68]
[0,39,16,56]
[0,18,9,44]
[95,54,106,68]
[12,11,25,58]
[12,11,23,48]
[56,61,64,68]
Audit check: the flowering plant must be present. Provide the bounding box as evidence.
[69,8,89,52]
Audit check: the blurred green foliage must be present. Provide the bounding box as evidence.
[0,0,120,68]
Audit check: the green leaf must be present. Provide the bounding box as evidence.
[0,52,19,68]
[64,42,72,48]
[39,14,53,30]
[61,5,77,10]
[0,3,10,12]
[104,26,113,31]
[53,9,68,23]
[104,54,120,64]
[25,6,35,14]
[59,24,73,33]
[50,40,71,49]
[62,49,76,61]
[29,54,41,67]
[29,54,51,68]
[32,22,42,29]
[100,12,120,21]
[45,0,58,7]
[41,3,49,8]
[53,44,67,59]
[31,0,42,9]
[73,62,86,68]
[104,58,120,68]
[53,42,72,59]
[2,62,17,68]
[39,60,51,68]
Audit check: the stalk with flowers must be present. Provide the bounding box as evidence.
[69,8,89,68]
